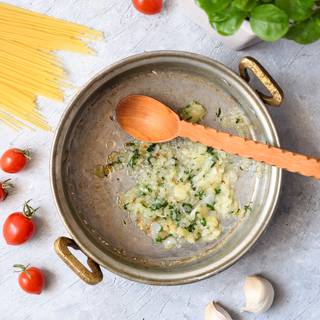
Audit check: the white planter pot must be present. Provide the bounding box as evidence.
[178,0,262,51]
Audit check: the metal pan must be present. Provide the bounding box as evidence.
[51,51,283,285]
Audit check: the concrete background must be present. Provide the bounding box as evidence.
[0,1,320,319]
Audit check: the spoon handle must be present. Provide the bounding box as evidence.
[179,120,320,180]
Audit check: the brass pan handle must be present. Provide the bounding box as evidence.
[239,56,284,107]
[54,237,103,285]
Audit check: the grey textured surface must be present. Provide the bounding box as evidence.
[0,1,319,319]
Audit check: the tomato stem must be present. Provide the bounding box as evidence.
[23,200,39,219]
[1,179,13,193]
[13,264,32,279]
[22,149,31,161]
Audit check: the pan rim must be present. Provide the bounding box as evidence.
[50,50,282,285]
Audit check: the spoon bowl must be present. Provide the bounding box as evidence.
[116,95,180,143]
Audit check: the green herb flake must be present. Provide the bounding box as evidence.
[187,223,196,233]
[150,199,168,211]
[200,217,207,226]
[206,203,215,211]
[207,147,218,158]
[182,203,193,214]
[147,144,157,152]
[216,107,222,118]
[170,208,182,222]
[147,156,154,166]
[207,147,219,167]
[211,160,217,168]
[128,149,140,168]
[215,187,221,195]
[195,189,205,200]
[155,236,163,243]
[178,101,207,123]
[244,203,253,214]
[207,147,215,155]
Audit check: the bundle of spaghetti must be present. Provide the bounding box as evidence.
[0,3,103,130]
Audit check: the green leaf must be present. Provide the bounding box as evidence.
[214,5,247,36]
[275,0,314,22]
[233,0,257,11]
[250,4,289,41]
[197,0,232,13]
[286,12,320,44]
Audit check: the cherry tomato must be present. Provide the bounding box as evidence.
[0,179,13,202]
[3,201,38,245]
[0,148,30,173]
[132,0,163,15]
[14,264,45,295]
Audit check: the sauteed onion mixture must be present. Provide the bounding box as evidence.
[98,102,252,249]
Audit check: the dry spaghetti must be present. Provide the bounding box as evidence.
[0,3,103,130]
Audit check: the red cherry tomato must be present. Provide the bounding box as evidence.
[0,179,13,202]
[132,0,163,15]
[14,264,45,295]
[3,201,37,245]
[0,148,30,173]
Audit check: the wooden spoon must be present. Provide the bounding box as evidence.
[116,95,320,180]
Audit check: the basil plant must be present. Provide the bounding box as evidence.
[197,0,320,44]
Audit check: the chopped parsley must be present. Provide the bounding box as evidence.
[244,203,253,214]
[147,144,157,152]
[156,233,173,243]
[195,189,205,200]
[138,185,152,196]
[182,203,193,213]
[206,203,215,210]
[172,157,178,166]
[187,173,195,182]
[187,223,196,232]
[215,187,221,195]
[200,217,207,226]
[207,147,219,158]
[170,208,182,222]
[155,236,163,243]
[150,199,168,211]
[207,147,215,155]
[147,156,154,166]
[128,149,140,168]
[207,147,219,167]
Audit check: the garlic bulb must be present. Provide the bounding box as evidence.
[242,275,274,314]
[205,302,233,320]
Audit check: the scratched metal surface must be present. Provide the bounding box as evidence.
[0,1,320,319]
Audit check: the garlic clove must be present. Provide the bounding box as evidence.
[205,302,233,320]
[242,275,274,314]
